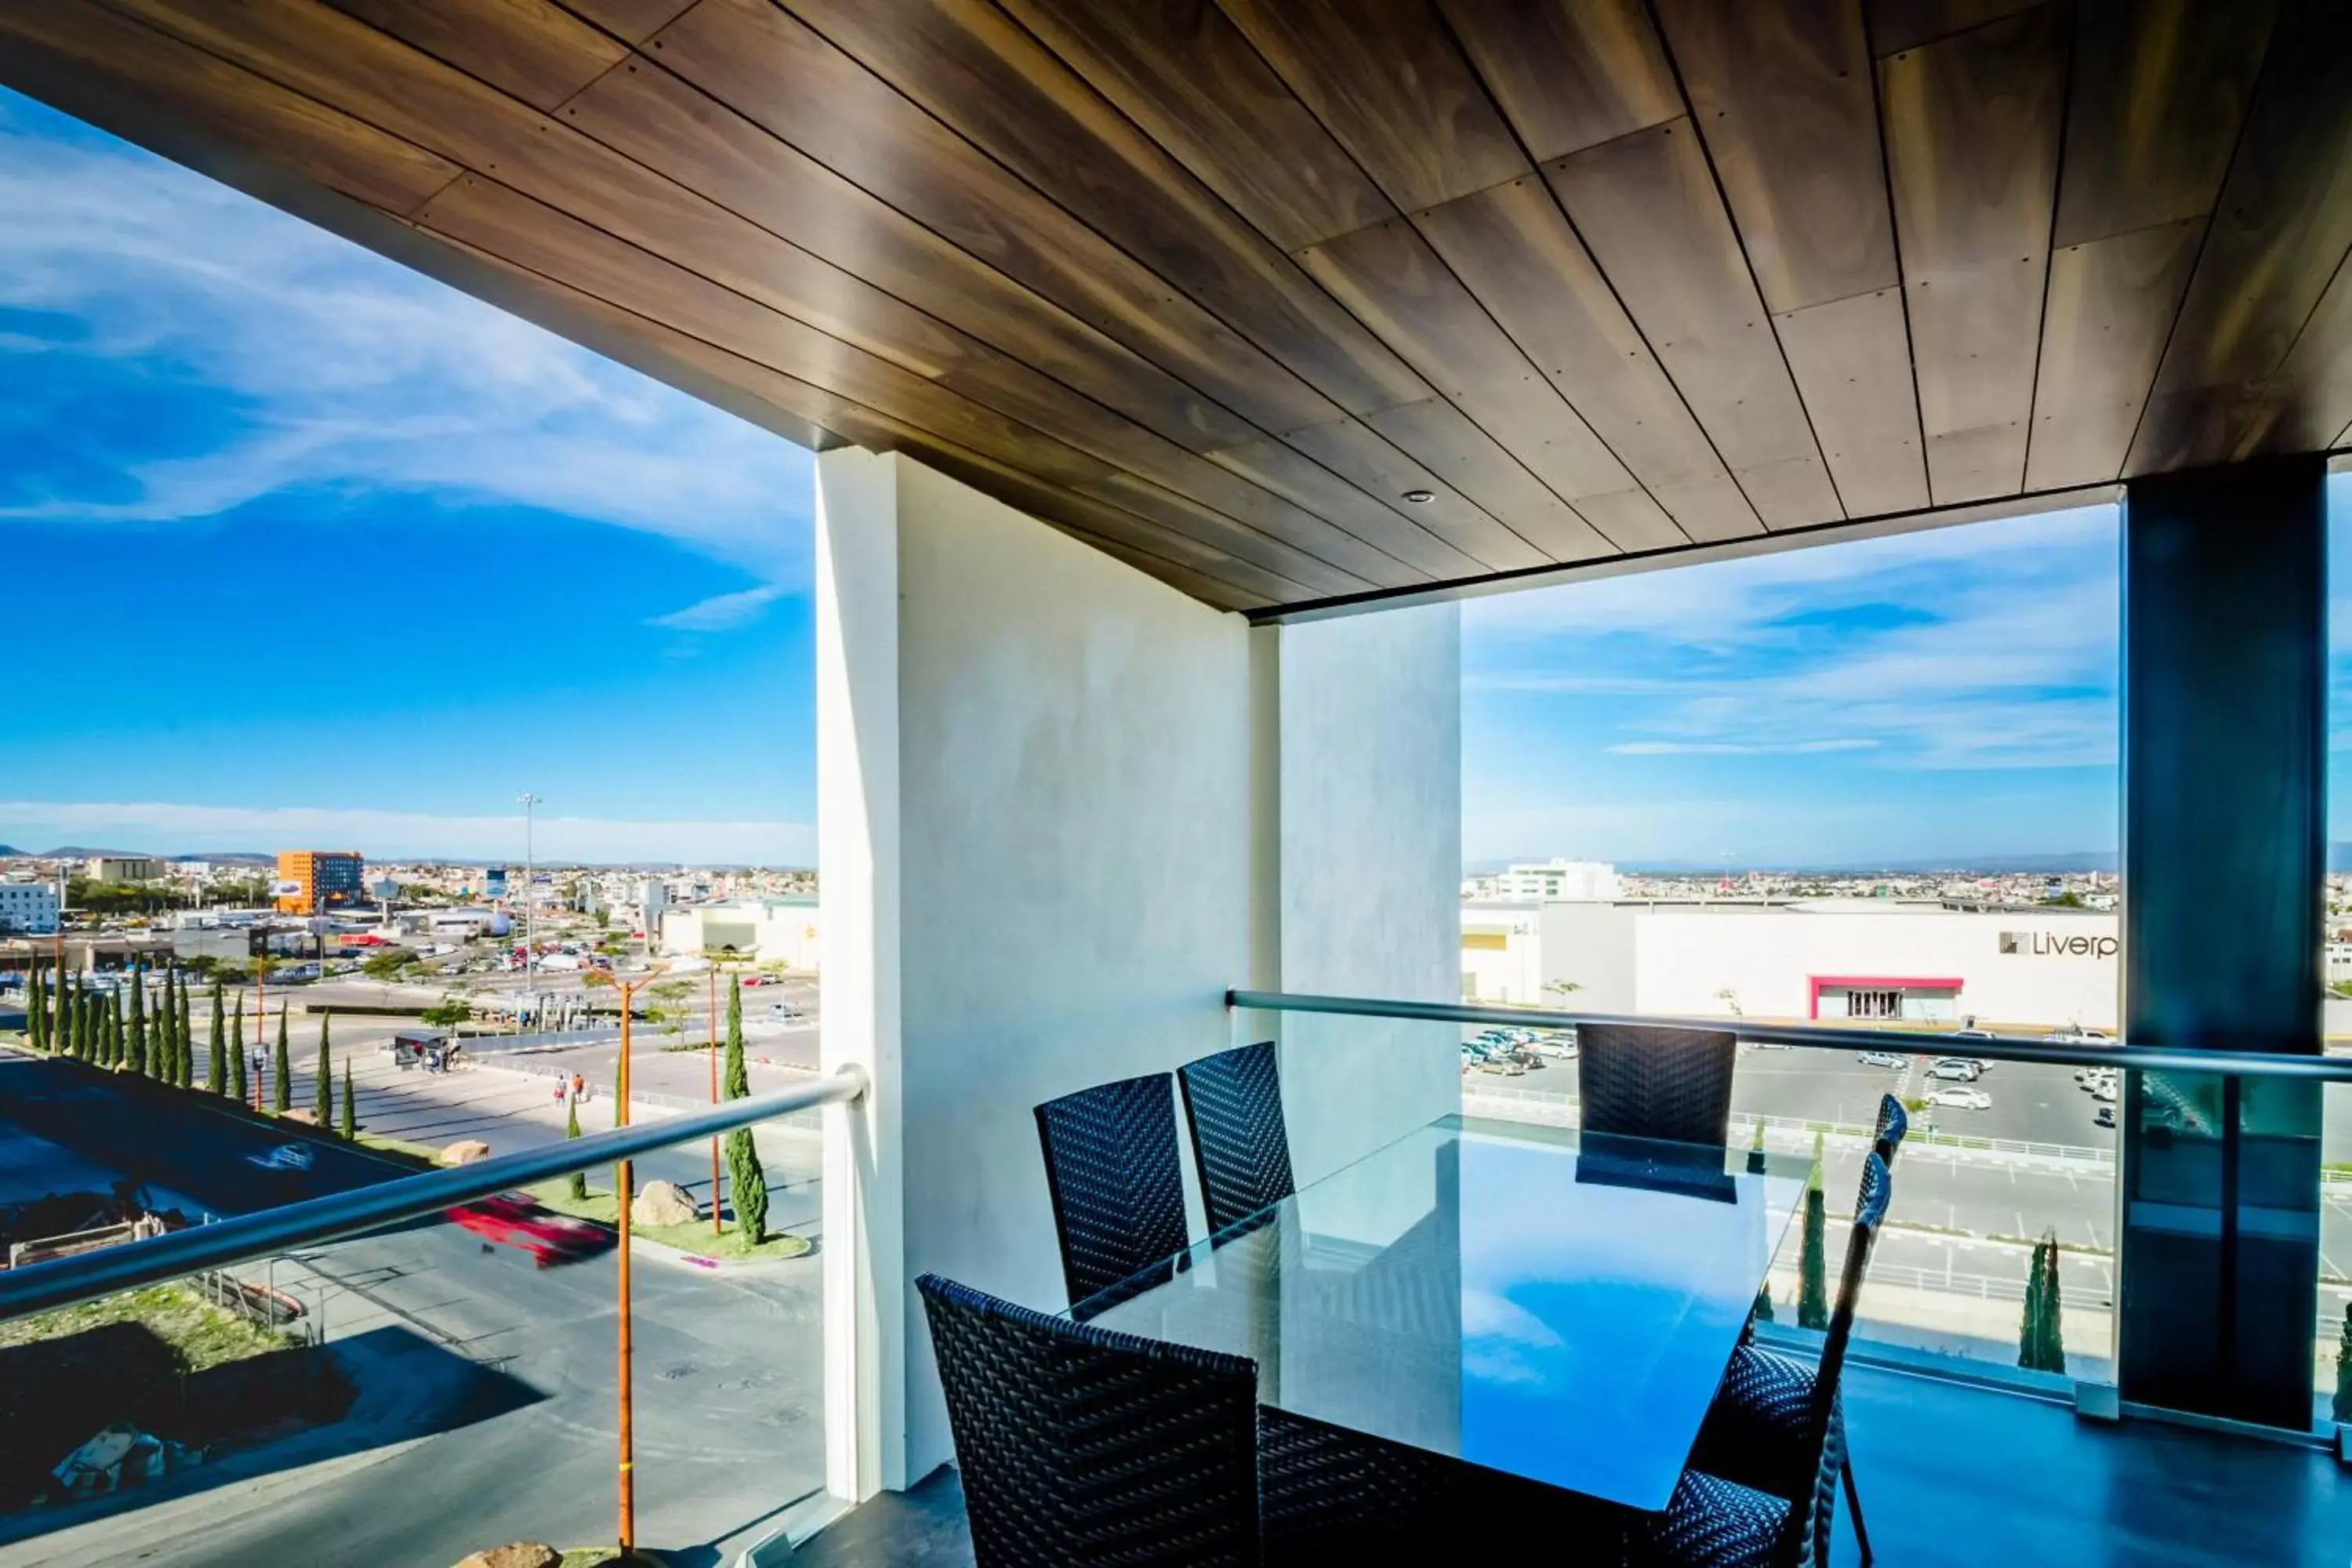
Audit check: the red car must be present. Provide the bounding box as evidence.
[445,1194,608,1267]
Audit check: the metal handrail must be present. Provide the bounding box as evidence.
[1226,989,2352,1081]
[0,1065,868,1323]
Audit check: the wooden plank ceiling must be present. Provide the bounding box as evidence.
[5,0,2350,615]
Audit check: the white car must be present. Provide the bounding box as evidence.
[1857,1051,1907,1069]
[247,1142,314,1172]
[1926,1087,1991,1111]
[1928,1058,1981,1081]
[2093,1080,2120,1103]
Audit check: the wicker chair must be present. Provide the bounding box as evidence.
[1178,1040,1297,1238]
[1698,1094,1908,1563]
[1647,1152,1896,1567]
[1577,1022,1738,1145]
[917,1272,1261,1565]
[1035,1073,1191,1318]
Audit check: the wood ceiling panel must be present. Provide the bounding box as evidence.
[1657,0,1897,314]
[2053,0,2274,247]
[1869,0,2045,57]
[561,0,694,47]
[1438,0,1682,162]
[425,220,1290,608]
[321,0,624,112]
[1774,287,1930,516]
[1544,120,1839,529]
[637,0,1355,439]
[1882,4,2067,503]
[1294,217,1641,509]
[2129,2,2352,474]
[109,0,1415,593]
[0,2,463,216]
[1217,0,1526,213]
[1274,417,1548,571]
[2026,218,2201,488]
[1361,399,1616,561]
[1202,441,1485,580]
[559,60,1258,456]
[998,0,1392,251]
[769,0,1429,416]
[1412,176,1756,539]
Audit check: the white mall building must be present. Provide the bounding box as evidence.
[1463,897,2121,1032]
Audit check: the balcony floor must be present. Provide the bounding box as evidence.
[793,1363,2351,1566]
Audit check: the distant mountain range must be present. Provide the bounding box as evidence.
[1474,846,2352,876]
[0,847,274,864]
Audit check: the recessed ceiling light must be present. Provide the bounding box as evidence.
[1402,489,1434,503]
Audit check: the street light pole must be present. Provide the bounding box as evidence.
[709,961,720,1236]
[517,793,541,1029]
[593,958,666,1558]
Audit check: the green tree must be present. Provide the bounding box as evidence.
[1797,1131,1829,1331]
[2019,1236,2049,1371]
[2036,1232,2067,1373]
[272,1004,292,1113]
[108,986,124,1069]
[230,995,248,1102]
[314,1014,334,1127]
[156,969,176,1082]
[176,977,194,1088]
[209,982,227,1095]
[27,964,45,1052]
[564,1092,588,1202]
[340,1062,358,1142]
[361,948,412,981]
[2333,1304,2352,1426]
[126,963,147,1076]
[720,980,768,1242]
[419,997,471,1030]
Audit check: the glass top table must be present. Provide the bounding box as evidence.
[1069,1114,1810,1512]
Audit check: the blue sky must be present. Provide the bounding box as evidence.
[0,85,817,864]
[1463,508,2129,867]
[5,84,2345,870]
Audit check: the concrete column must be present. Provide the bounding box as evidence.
[2118,455,2325,1430]
[816,448,907,1501]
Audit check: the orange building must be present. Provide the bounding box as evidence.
[274,850,365,914]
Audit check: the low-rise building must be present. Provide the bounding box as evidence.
[0,882,60,935]
[659,896,821,970]
[1463,897,2121,1032]
[85,855,162,883]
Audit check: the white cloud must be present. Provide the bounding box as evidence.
[0,800,813,867]
[1607,738,1880,756]
[0,94,813,589]
[652,583,788,632]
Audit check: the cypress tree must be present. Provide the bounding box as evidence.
[2038,1232,2067,1372]
[157,970,176,1081]
[230,995,248,1102]
[176,974,194,1087]
[340,1062,358,1141]
[1747,1122,1774,1321]
[130,962,150,1076]
[108,986,124,1069]
[27,965,45,1052]
[272,1004,292,1112]
[2019,1236,2049,1371]
[70,981,86,1060]
[720,981,768,1242]
[314,1014,334,1127]
[1796,1130,1829,1331]
[564,1093,588,1202]
[209,982,227,1095]
[2333,1304,2352,1426]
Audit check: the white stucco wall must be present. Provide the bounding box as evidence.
[1272,605,1463,1188]
[818,452,1468,1491]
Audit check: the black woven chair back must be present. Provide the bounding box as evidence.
[1576,1022,1737,1145]
[1872,1094,1909,1165]
[1036,1073,1192,1316]
[1179,1040,1298,1237]
[1773,1152,1893,1563]
[916,1273,1261,1566]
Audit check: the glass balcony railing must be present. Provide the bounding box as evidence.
[0,1046,859,1567]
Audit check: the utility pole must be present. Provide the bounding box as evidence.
[592,959,666,1558]
[709,960,721,1236]
[517,793,541,1029]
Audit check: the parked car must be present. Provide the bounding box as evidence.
[1857,1051,1907,1069]
[1929,1058,1982,1081]
[1926,1086,1992,1111]
[445,1194,608,1267]
[1952,1029,1994,1040]
[2093,1080,2120,1103]
[1475,1056,1527,1077]
[2095,1105,2118,1128]
[246,1142,314,1173]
